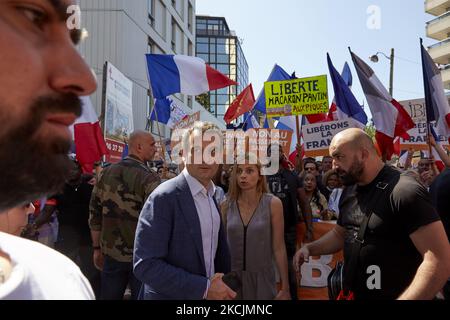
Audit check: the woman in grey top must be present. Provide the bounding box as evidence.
[221,161,290,300]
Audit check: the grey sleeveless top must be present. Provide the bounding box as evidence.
[226,193,277,300]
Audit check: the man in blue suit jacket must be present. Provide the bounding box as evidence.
[133,122,235,300]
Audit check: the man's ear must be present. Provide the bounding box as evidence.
[361,148,369,161]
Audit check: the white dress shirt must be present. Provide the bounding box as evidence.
[182,169,220,278]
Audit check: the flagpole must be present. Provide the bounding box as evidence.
[420,38,434,160]
[153,104,172,163]
[145,55,172,166]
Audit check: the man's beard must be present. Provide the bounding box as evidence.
[337,157,365,186]
[0,94,82,211]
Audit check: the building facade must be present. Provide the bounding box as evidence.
[426,0,450,89]
[195,16,249,120]
[78,0,225,144]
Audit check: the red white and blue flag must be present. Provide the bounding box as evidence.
[146,54,237,99]
[70,96,108,173]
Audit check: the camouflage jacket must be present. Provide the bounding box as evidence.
[89,155,160,262]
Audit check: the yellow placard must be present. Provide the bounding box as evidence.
[265,75,329,118]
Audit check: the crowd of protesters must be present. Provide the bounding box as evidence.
[5,122,449,301]
[0,0,449,301]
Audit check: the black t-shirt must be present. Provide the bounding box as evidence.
[55,175,94,242]
[337,165,440,299]
[267,169,303,229]
[430,168,450,241]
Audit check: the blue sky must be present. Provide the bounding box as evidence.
[197,0,436,120]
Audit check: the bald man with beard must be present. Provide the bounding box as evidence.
[89,130,161,300]
[294,128,450,300]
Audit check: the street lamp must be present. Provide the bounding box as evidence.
[369,48,395,96]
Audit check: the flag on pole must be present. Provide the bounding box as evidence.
[223,84,255,124]
[243,110,260,131]
[146,54,237,99]
[350,48,414,160]
[149,96,187,129]
[420,40,450,144]
[253,64,291,113]
[327,58,367,128]
[70,96,108,173]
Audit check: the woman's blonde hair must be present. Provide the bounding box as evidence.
[221,154,268,221]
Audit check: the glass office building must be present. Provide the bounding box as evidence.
[196,16,249,119]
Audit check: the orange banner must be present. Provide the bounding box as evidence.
[296,221,344,300]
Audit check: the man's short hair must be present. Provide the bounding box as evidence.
[303,158,318,170]
[182,121,223,156]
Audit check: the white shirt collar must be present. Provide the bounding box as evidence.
[182,168,216,198]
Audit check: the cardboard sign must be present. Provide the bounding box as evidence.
[302,120,351,157]
[265,75,329,118]
[223,129,293,160]
[399,98,449,150]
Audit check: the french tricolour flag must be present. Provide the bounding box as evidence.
[421,40,450,144]
[350,48,415,160]
[146,54,237,99]
[70,97,108,173]
[327,57,367,129]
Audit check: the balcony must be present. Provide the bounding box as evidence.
[428,38,450,64]
[426,11,450,40]
[425,0,450,16]
[441,65,450,89]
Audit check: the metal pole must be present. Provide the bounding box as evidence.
[389,48,394,97]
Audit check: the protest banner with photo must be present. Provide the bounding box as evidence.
[265,75,329,118]
[154,139,172,162]
[297,221,344,300]
[302,119,352,157]
[223,129,293,161]
[102,61,134,163]
[399,98,449,150]
[173,111,201,130]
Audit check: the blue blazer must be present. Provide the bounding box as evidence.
[133,173,231,300]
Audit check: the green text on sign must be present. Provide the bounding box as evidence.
[264,75,329,118]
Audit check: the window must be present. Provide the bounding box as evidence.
[217,54,229,64]
[196,43,208,53]
[187,96,193,109]
[154,0,166,39]
[216,64,229,75]
[148,0,155,26]
[197,53,208,61]
[197,37,208,43]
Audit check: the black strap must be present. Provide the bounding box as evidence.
[343,181,391,290]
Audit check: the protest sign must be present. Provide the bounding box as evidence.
[302,119,351,157]
[173,111,201,130]
[399,98,449,150]
[265,75,329,118]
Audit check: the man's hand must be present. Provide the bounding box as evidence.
[206,273,237,300]
[293,246,310,273]
[420,170,435,187]
[93,250,104,271]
